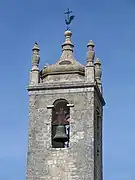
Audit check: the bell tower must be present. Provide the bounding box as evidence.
[26,28,105,180]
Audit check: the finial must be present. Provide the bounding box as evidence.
[57,28,76,65]
[64,30,72,37]
[44,63,49,69]
[32,42,40,69]
[61,30,74,52]
[64,8,75,30]
[95,58,101,65]
[95,58,102,92]
[87,40,95,47]
[32,41,40,51]
[86,40,95,65]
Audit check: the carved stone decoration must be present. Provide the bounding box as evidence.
[32,42,40,68]
[86,40,95,65]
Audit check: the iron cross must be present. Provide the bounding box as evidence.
[65,8,72,19]
[64,8,75,30]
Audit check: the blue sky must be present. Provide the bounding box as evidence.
[0,0,135,179]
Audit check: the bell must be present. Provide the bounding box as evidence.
[53,125,68,142]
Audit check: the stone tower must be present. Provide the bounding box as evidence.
[26,30,105,180]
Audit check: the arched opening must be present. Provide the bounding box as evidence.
[51,99,70,148]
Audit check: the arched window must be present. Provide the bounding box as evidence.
[51,99,70,148]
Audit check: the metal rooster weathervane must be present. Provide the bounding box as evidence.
[64,8,75,30]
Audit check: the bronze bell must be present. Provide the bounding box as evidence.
[53,125,68,142]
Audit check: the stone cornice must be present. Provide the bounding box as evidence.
[27,81,105,106]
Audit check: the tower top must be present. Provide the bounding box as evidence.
[27,17,105,180]
[40,29,85,80]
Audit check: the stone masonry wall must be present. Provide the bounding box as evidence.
[94,90,103,180]
[26,86,95,180]
[42,73,84,83]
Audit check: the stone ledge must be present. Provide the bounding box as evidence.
[27,81,95,91]
[27,82,105,106]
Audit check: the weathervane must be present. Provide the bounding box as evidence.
[64,8,75,30]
